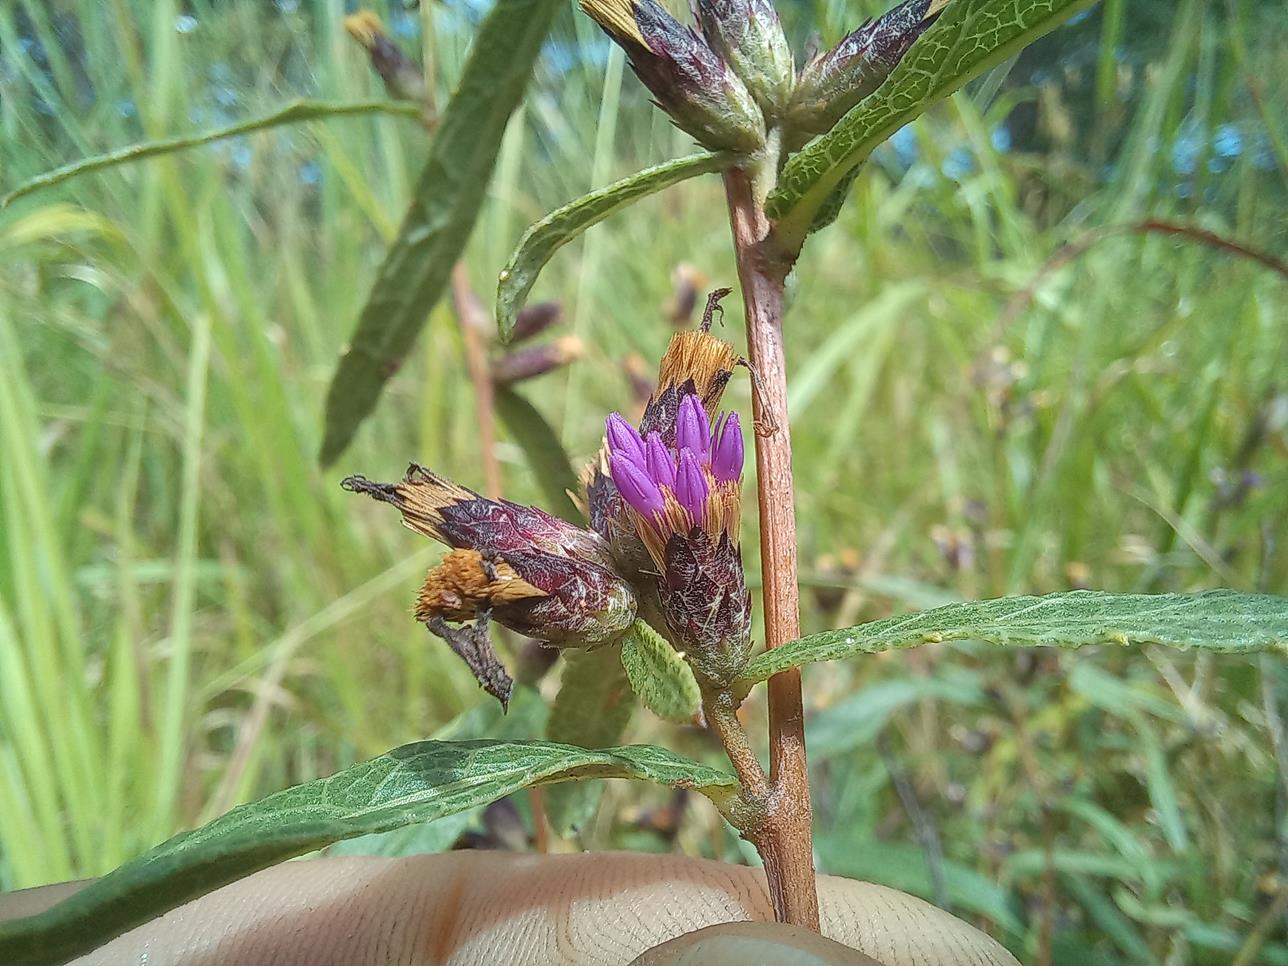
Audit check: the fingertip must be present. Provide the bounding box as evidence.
[629,922,884,966]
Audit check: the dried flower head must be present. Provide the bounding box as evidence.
[343,465,637,706]
[787,0,948,140]
[343,10,426,103]
[695,0,795,116]
[578,0,765,153]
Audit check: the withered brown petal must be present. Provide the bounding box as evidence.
[426,614,514,709]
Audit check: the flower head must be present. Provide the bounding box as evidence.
[787,0,947,140]
[578,0,765,153]
[343,465,637,706]
[695,0,795,116]
[604,393,752,687]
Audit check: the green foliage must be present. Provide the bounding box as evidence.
[0,739,735,966]
[739,591,1288,691]
[494,386,585,524]
[767,0,1098,247]
[496,151,736,337]
[0,100,422,209]
[620,621,702,723]
[543,648,638,834]
[318,0,563,465]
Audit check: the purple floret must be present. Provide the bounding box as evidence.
[610,452,665,518]
[675,393,711,460]
[645,431,677,488]
[674,448,710,521]
[606,412,646,467]
[711,411,744,483]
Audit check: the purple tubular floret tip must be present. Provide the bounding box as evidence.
[675,393,712,460]
[605,412,646,467]
[712,411,744,483]
[610,452,665,518]
[674,448,710,521]
[645,432,677,489]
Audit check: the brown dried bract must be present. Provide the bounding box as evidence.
[342,465,474,544]
[654,329,737,411]
[416,549,545,623]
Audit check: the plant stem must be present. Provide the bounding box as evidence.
[703,690,770,802]
[722,164,820,930]
[448,263,502,500]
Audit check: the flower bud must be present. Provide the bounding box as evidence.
[605,392,751,688]
[490,336,583,385]
[509,301,563,344]
[343,11,426,104]
[579,0,765,153]
[787,0,947,140]
[695,0,795,117]
[343,465,637,705]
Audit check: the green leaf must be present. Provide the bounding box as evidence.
[495,151,736,338]
[494,386,585,525]
[767,0,1097,249]
[318,0,563,466]
[544,648,637,834]
[620,620,702,723]
[736,591,1288,695]
[0,99,422,209]
[0,739,734,966]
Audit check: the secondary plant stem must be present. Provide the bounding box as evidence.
[722,163,820,931]
[449,263,503,500]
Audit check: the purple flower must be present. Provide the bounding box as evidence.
[645,432,677,488]
[604,390,745,552]
[674,448,710,521]
[676,393,711,458]
[712,412,744,483]
[606,412,646,467]
[610,451,665,518]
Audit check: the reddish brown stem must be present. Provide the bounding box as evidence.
[722,167,819,931]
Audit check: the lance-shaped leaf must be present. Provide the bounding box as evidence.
[766,0,1098,251]
[496,151,737,338]
[319,0,563,466]
[0,739,736,966]
[735,591,1288,697]
[621,620,702,723]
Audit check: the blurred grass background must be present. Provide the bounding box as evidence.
[2,0,1287,961]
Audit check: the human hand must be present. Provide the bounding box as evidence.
[1,850,1018,965]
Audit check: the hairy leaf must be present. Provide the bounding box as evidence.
[544,648,637,834]
[494,386,585,525]
[0,739,734,966]
[1,100,421,209]
[736,591,1288,695]
[496,151,736,338]
[767,0,1097,249]
[620,620,701,723]
[319,0,562,465]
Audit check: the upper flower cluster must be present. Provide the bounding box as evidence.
[577,0,947,153]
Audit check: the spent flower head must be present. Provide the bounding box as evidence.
[578,0,765,153]
[343,465,637,706]
[695,0,795,117]
[787,0,948,140]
